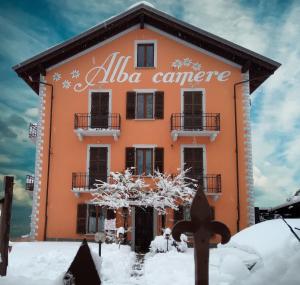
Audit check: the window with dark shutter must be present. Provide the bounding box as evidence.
[154,148,164,173]
[155,91,164,119]
[76,204,87,234]
[126,91,136,119]
[183,148,204,183]
[89,147,108,188]
[136,148,153,175]
[125,147,135,170]
[91,92,109,128]
[137,43,155,67]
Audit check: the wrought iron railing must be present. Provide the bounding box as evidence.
[29,123,38,139]
[72,173,108,191]
[74,113,121,130]
[187,174,221,194]
[25,175,34,191]
[170,113,220,131]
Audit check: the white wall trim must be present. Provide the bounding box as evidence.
[30,75,47,239]
[242,71,255,226]
[86,144,111,178]
[134,39,157,68]
[180,144,207,176]
[47,25,139,71]
[132,144,157,148]
[146,24,241,69]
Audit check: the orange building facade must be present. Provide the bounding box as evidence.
[15,4,279,250]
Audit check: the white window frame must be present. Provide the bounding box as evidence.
[134,40,157,68]
[88,89,112,128]
[133,89,157,120]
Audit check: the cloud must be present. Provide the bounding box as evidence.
[25,108,39,118]
[0,175,31,206]
[1,0,300,210]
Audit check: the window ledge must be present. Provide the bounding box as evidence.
[135,66,156,69]
[134,118,155,121]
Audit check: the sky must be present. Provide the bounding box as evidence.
[0,0,299,237]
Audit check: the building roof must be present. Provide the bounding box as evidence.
[13,2,280,94]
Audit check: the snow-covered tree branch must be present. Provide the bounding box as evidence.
[90,168,197,214]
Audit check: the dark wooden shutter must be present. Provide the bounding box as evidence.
[91,92,109,128]
[126,91,136,119]
[76,204,87,234]
[184,148,203,183]
[154,147,164,173]
[155,91,164,119]
[125,147,135,170]
[89,147,108,188]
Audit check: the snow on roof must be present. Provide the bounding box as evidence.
[127,1,155,10]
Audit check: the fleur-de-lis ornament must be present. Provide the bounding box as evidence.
[172,187,231,285]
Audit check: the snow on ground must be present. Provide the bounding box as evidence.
[0,219,299,285]
[0,242,135,285]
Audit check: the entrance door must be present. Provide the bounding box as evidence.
[90,92,109,129]
[183,147,204,188]
[183,91,203,130]
[135,207,153,252]
[89,147,108,189]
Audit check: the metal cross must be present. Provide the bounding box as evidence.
[172,187,231,285]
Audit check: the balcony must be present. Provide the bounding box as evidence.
[72,172,108,194]
[170,113,220,142]
[74,113,121,141]
[29,123,38,143]
[25,175,34,191]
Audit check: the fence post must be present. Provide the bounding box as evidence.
[0,176,14,276]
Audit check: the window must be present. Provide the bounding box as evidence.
[125,147,164,175]
[136,93,154,119]
[136,148,153,175]
[136,43,155,67]
[87,205,105,233]
[126,91,164,120]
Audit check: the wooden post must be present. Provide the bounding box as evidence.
[172,187,231,285]
[0,176,14,276]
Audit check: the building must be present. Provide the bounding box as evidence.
[256,190,300,222]
[13,3,280,250]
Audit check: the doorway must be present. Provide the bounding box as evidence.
[134,207,154,252]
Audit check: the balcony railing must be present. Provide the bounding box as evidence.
[74,113,121,141]
[72,172,108,193]
[29,123,38,142]
[25,175,34,191]
[170,113,220,141]
[197,174,221,195]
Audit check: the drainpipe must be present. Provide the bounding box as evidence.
[233,74,271,232]
[29,77,54,241]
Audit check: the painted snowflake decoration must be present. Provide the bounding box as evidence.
[52,72,61,81]
[62,80,71,89]
[172,59,182,69]
[192,62,201,71]
[183,58,192,66]
[71,69,80,79]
